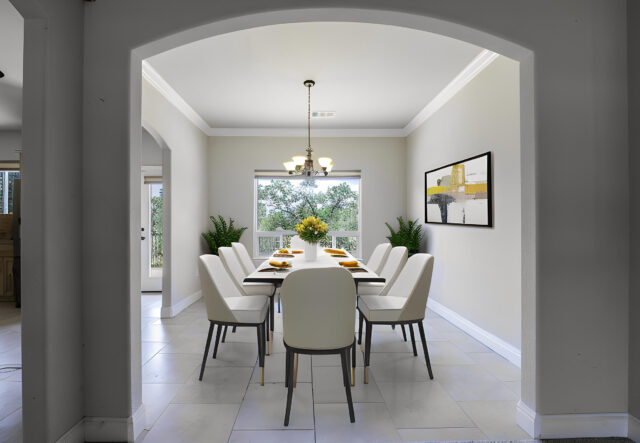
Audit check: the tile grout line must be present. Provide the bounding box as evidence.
[225,347,259,442]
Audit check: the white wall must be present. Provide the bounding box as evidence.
[142,77,209,315]
[0,130,21,160]
[141,127,162,166]
[208,136,406,261]
[406,56,521,350]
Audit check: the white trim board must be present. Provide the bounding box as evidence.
[57,406,146,443]
[141,50,498,138]
[629,414,640,442]
[55,418,85,443]
[160,290,202,318]
[427,298,521,367]
[516,400,633,439]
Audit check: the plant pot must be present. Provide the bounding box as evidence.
[304,242,318,262]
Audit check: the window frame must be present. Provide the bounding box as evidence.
[253,173,362,259]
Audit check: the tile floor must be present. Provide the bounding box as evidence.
[138,295,529,442]
[0,302,22,443]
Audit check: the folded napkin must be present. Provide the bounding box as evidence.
[338,260,359,268]
[291,250,303,254]
[324,248,347,255]
[278,249,289,253]
[269,260,291,268]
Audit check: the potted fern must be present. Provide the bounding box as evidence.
[202,215,248,255]
[385,216,424,255]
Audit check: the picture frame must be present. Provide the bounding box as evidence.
[424,151,492,227]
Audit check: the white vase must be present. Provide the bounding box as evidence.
[304,241,318,262]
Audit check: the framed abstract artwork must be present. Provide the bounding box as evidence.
[424,152,492,227]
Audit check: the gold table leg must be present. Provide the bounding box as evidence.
[364,366,369,384]
[268,330,273,355]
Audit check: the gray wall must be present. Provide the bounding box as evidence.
[11,0,85,441]
[406,56,521,351]
[0,130,21,160]
[629,0,640,422]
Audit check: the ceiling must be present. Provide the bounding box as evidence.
[146,22,484,131]
[0,0,23,131]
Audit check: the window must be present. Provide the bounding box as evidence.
[0,170,20,214]
[254,175,361,258]
[150,183,163,268]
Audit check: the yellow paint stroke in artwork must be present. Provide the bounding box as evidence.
[427,186,448,195]
[464,183,487,195]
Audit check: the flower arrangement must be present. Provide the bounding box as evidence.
[295,216,328,244]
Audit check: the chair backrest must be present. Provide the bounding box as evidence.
[218,247,248,295]
[384,254,435,321]
[280,268,356,350]
[198,255,241,323]
[378,246,408,296]
[232,242,256,274]
[366,243,392,274]
[289,235,306,250]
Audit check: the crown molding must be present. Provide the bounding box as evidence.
[141,61,211,135]
[402,49,499,136]
[142,50,498,138]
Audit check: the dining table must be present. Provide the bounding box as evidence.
[243,248,385,354]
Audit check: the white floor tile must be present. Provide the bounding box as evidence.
[143,403,239,443]
[505,379,521,395]
[369,353,432,382]
[172,366,252,404]
[315,403,402,443]
[439,330,491,353]
[0,381,22,422]
[432,364,518,401]
[142,353,201,384]
[397,427,487,442]
[458,400,531,439]
[468,352,521,382]
[312,365,384,404]
[377,381,475,428]
[142,342,166,365]
[0,408,21,443]
[250,353,311,384]
[234,383,314,430]
[142,383,181,429]
[228,430,315,443]
[423,340,476,365]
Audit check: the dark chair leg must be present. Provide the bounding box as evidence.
[417,321,434,379]
[408,323,418,356]
[340,349,356,423]
[364,321,372,384]
[285,347,291,388]
[400,324,407,341]
[351,337,356,386]
[269,293,275,354]
[199,321,214,381]
[257,324,265,385]
[358,311,364,345]
[222,325,228,343]
[284,349,295,426]
[232,326,236,333]
[265,310,270,355]
[212,324,222,359]
[391,325,396,330]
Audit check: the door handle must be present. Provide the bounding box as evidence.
[141,236,146,240]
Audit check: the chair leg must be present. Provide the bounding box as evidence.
[212,324,222,359]
[269,294,275,355]
[340,349,356,423]
[400,324,407,342]
[199,321,214,381]
[232,326,236,333]
[364,321,372,384]
[284,349,295,426]
[285,347,291,388]
[257,324,265,386]
[265,310,270,356]
[408,323,418,357]
[391,325,395,330]
[351,337,356,386]
[222,325,228,343]
[358,311,364,345]
[417,321,434,380]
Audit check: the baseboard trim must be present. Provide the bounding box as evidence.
[629,414,640,442]
[427,298,521,367]
[132,404,146,441]
[160,290,202,318]
[516,400,631,439]
[56,417,85,443]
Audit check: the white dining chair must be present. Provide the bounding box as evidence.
[357,246,408,296]
[280,267,357,426]
[198,255,268,385]
[232,241,281,313]
[358,254,435,383]
[366,243,392,275]
[219,247,276,352]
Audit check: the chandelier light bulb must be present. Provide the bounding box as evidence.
[318,157,332,168]
[283,161,296,171]
[292,156,306,166]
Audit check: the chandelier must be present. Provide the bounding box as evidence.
[283,80,333,176]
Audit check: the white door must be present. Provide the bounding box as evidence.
[141,167,163,292]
